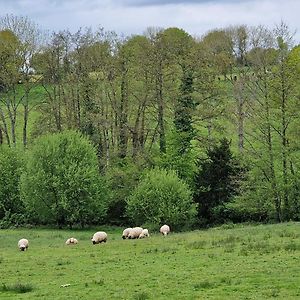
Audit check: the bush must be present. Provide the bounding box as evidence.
[126,168,197,230]
[0,211,26,229]
[0,146,24,220]
[20,130,110,227]
[105,161,142,225]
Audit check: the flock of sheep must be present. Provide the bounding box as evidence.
[17,224,171,251]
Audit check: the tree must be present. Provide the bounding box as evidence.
[20,130,110,228]
[174,66,195,154]
[0,146,24,222]
[201,29,233,79]
[243,23,300,221]
[126,168,197,230]
[194,138,243,225]
[0,15,42,147]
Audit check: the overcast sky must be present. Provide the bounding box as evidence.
[0,0,299,41]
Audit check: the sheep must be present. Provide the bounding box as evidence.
[122,228,133,239]
[18,238,29,251]
[91,231,107,244]
[138,229,150,239]
[65,237,78,245]
[160,224,170,236]
[128,227,143,239]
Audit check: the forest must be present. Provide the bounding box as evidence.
[0,14,299,229]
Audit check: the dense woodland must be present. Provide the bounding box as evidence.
[0,15,300,229]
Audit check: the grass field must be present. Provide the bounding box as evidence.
[1,222,300,299]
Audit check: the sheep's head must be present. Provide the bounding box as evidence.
[19,245,26,251]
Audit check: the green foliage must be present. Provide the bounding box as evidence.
[174,66,195,153]
[105,160,143,225]
[126,168,197,230]
[156,129,197,185]
[194,138,244,225]
[226,166,300,222]
[1,20,300,226]
[0,211,26,229]
[20,130,110,227]
[0,146,24,220]
[0,29,22,91]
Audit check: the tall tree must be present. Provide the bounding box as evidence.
[194,138,242,225]
[0,15,42,147]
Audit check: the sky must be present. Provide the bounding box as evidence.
[0,0,299,41]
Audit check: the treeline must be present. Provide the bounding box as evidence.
[0,15,299,228]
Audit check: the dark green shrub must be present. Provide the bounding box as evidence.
[193,138,245,225]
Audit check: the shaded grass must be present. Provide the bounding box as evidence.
[133,291,150,300]
[1,283,35,294]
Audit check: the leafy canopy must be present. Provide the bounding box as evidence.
[21,130,110,227]
[126,168,197,230]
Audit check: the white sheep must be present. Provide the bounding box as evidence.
[18,238,29,251]
[65,237,78,245]
[91,231,107,244]
[122,228,133,239]
[160,224,170,236]
[128,227,143,239]
[138,229,150,239]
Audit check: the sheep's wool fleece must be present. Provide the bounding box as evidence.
[66,237,78,245]
[18,238,29,251]
[139,229,149,238]
[160,225,170,235]
[92,231,108,243]
[128,227,143,239]
[122,228,132,239]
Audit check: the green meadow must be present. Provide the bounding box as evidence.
[1,223,300,299]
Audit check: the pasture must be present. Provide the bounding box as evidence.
[1,223,300,299]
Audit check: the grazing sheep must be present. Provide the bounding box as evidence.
[91,231,107,244]
[122,228,133,239]
[139,229,150,239]
[160,224,170,236]
[18,238,29,251]
[128,227,143,239]
[65,237,78,245]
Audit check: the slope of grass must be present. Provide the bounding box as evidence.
[0,223,300,299]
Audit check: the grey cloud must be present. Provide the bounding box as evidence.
[0,0,298,42]
[118,0,244,6]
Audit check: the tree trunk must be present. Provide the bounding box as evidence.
[264,78,281,221]
[0,126,2,145]
[0,107,10,146]
[156,66,166,153]
[118,62,128,159]
[22,90,30,148]
[280,68,289,219]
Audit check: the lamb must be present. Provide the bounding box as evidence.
[138,229,150,239]
[122,228,133,239]
[128,227,143,239]
[91,231,107,244]
[18,238,29,251]
[160,224,170,236]
[65,237,78,245]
